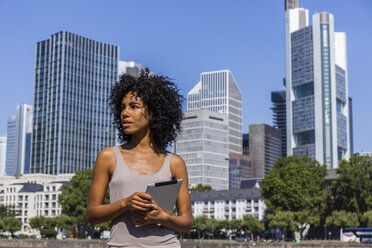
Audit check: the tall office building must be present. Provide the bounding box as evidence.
[173,110,229,190]
[0,136,6,176]
[285,0,350,168]
[187,70,242,155]
[271,90,287,157]
[31,31,118,174]
[5,104,33,176]
[249,124,282,178]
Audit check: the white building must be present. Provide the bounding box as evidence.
[285,0,350,168]
[190,188,266,221]
[0,136,6,176]
[174,110,229,190]
[0,173,73,235]
[119,60,146,78]
[5,104,33,176]
[187,70,242,155]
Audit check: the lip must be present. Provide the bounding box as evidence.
[122,121,132,128]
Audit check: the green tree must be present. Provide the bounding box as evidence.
[261,156,327,239]
[55,215,77,233]
[240,215,264,242]
[266,211,297,241]
[3,217,22,235]
[0,218,5,231]
[0,205,20,218]
[192,216,209,238]
[361,210,372,227]
[326,211,359,228]
[190,184,212,191]
[29,216,58,238]
[331,155,372,215]
[58,169,109,236]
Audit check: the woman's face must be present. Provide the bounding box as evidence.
[120,92,150,134]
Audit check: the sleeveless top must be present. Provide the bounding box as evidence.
[107,146,181,248]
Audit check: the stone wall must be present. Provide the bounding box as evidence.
[0,240,370,248]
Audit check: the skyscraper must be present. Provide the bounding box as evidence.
[271,90,287,157]
[0,136,6,176]
[249,124,282,178]
[31,31,118,174]
[187,70,242,155]
[173,110,229,190]
[5,104,33,175]
[285,1,350,168]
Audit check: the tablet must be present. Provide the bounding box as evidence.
[146,179,183,214]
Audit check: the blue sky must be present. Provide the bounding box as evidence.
[0,0,371,153]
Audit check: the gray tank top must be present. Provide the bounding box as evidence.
[107,146,180,248]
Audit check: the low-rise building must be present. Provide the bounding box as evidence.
[0,174,73,235]
[190,188,266,221]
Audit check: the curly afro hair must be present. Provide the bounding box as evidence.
[109,68,184,149]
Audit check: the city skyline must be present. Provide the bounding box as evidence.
[0,0,371,154]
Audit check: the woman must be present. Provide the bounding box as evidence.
[86,69,193,248]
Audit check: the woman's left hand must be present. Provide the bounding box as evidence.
[132,202,170,226]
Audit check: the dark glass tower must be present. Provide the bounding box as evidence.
[31,31,119,174]
[271,90,287,157]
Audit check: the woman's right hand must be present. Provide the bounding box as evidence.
[124,192,153,211]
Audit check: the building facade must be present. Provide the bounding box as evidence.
[5,104,33,176]
[0,173,73,235]
[173,110,229,190]
[190,188,266,221]
[31,31,118,174]
[0,136,6,176]
[271,90,287,157]
[285,1,350,169]
[249,124,282,178]
[187,70,242,155]
[229,154,253,190]
[118,60,145,78]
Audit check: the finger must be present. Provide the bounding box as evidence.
[135,192,152,201]
[132,200,153,209]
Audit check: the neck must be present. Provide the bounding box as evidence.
[128,127,157,153]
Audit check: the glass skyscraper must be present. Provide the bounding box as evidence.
[187,70,242,155]
[31,31,118,174]
[5,104,33,175]
[285,1,350,168]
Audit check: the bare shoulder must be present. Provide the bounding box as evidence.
[170,153,186,167]
[98,146,116,159]
[95,147,116,173]
[170,153,187,177]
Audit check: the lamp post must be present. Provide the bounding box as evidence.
[324,224,327,240]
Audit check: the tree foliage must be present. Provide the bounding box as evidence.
[262,156,327,213]
[240,215,264,241]
[29,216,58,238]
[54,215,77,232]
[190,184,212,191]
[0,218,4,231]
[326,211,359,228]
[0,205,20,218]
[262,156,327,239]
[3,217,22,235]
[266,211,297,233]
[361,210,372,227]
[331,155,372,215]
[58,169,110,231]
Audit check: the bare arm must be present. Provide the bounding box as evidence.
[86,147,153,225]
[133,154,193,232]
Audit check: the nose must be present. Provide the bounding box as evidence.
[121,107,129,119]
